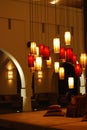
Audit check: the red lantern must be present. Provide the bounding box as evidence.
[28,54,34,67]
[66,48,73,62]
[43,46,50,60]
[75,63,82,76]
[39,44,45,55]
[59,47,66,60]
[72,54,77,64]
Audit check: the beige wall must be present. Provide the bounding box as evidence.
[0,0,84,111]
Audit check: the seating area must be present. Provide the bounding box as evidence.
[31,93,58,111]
[66,94,87,117]
[0,94,23,113]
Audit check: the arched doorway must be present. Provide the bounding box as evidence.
[0,49,25,95]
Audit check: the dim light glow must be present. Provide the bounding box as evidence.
[50,0,60,4]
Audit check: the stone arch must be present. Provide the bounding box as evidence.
[0,48,26,90]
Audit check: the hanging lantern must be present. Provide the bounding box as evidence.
[30,42,36,54]
[54,62,59,73]
[28,54,34,67]
[68,77,74,89]
[43,46,50,60]
[59,67,64,80]
[39,44,45,55]
[64,31,71,45]
[59,47,66,60]
[36,46,39,56]
[72,54,77,64]
[75,63,82,76]
[35,56,42,71]
[80,53,87,69]
[66,48,73,62]
[53,38,60,53]
[46,57,52,68]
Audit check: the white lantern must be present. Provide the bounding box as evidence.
[68,77,74,89]
[53,38,60,53]
[64,31,71,45]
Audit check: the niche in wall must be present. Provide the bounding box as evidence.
[0,50,21,95]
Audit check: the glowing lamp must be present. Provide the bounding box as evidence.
[59,47,66,60]
[75,63,82,76]
[72,54,77,64]
[59,67,64,80]
[66,48,73,62]
[46,57,52,68]
[39,44,45,55]
[68,77,74,89]
[64,31,71,45]
[53,38,60,53]
[28,55,34,67]
[35,57,42,71]
[54,62,59,73]
[80,53,87,69]
[30,42,36,54]
[43,46,50,60]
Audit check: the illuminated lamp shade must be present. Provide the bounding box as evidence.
[80,53,87,69]
[35,56,42,71]
[43,46,50,60]
[75,63,82,76]
[36,46,39,56]
[53,38,60,53]
[59,47,66,60]
[72,54,77,64]
[66,48,73,62]
[28,54,34,67]
[59,67,64,80]
[46,57,52,68]
[39,44,45,55]
[64,31,71,45]
[30,42,36,54]
[68,77,74,89]
[54,62,59,73]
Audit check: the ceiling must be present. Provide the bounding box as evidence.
[0,0,83,66]
[14,0,83,9]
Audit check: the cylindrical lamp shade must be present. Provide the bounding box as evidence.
[66,48,73,62]
[59,67,64,79]
[59,47,66,60]
[30,42,36,54]
[36,46,39,56]
[46,57,52,68]
[43,46,50,60]
[72,54,77,64]
[54,62,59,73]
[28,55,34,67]
[75,63,82,76]
[39,44,45,55]
[35,57,42,71]
[53,38,60,53]
[80,53,87,69]
[64,31,71,45]
[68,77,74,89]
